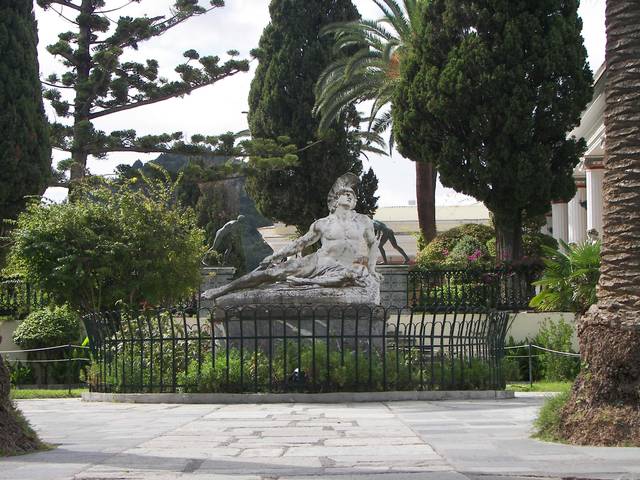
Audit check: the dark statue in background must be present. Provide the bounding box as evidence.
[373,220,410,264]
[203,215,273,274]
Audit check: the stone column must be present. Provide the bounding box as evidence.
[585,157,604,235]
[541,212,553,236]
[568,181,587,244]
[551,201,569,244]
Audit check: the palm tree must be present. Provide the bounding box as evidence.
[529,240,600,316]
[558,0,640,446]
[314,0,438,243]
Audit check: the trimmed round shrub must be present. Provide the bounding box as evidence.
[417,224,494,268]
[451,223,494,245]
[12,305,81,350]
[416,236,457,267]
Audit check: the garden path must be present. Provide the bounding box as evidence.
[1,396,638,480]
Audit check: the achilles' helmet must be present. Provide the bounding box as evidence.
[327,172,359,212]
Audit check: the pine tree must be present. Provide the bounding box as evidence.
[393,0,593,260]
[246,0,378,233]
[0,0,51,225]
[37,0,251,185]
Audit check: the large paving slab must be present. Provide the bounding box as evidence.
[0,395,638,480]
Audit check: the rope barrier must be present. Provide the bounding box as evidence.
[0,344,89,354]
[504,344,580,358]
[2,358,91,363]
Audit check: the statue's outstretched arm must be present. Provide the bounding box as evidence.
[364,219,382,281]
[261,222,321,265]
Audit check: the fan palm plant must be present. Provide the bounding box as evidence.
[314,0,438,242]
[529,240,601,316]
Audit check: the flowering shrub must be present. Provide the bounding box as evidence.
[444,236,490,267]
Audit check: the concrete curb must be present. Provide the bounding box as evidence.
[83,390,514,404]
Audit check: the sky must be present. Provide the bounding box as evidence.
[37,0,606,206]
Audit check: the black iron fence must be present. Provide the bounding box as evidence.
[408,266,542,311]
[0,276,49,318]
[83,305,510,394]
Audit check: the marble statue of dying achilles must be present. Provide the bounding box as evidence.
[202,172,381,301]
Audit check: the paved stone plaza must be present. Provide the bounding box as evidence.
[1,395,639,480]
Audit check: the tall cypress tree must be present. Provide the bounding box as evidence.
[393,0,593,261]
[247,0,378,233]
[0,0,51,225]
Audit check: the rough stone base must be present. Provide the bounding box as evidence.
[212,305,387,351]
[214,279,380,308]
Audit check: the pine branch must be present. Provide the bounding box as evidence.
[88,62,247,120]
[41,79,75,89]
[37,0,82,12]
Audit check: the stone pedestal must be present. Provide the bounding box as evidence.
[212,305,387,351]
[377,264,409,308]
[200,267,236,310]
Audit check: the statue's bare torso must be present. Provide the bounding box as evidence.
[202,176,380,300]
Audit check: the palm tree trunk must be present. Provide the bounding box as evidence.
[415,161,437,244]
[559,0,640,446]
[0,354,42,455]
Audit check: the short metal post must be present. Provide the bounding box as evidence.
[67,345,72,395]
[528,343,533,388]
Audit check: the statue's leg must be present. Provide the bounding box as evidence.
[202,257,309,300]
[202,268,284,299]
[378,235,388,264]
[389,234,410,264]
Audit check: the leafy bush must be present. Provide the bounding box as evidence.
[417,224,494,268]
[424,282,489,306]
[535,317,580,382]
[416,236,456,267]
[501,357,521,382]
[504,318,579,383]
[522,232,558,258]
[176,343,495,393]
[8,362,35,386]
[444,235,490,267]
[7,175,205,312]
[93,337,499,393]
[530,240,600,314]
[12,305,81,350]
[503,335,542,382]
[451,223,494,245]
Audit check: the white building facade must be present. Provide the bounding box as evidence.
[543,64,606,244]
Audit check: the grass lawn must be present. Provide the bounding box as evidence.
[10,388,88,400]
[507,381,572,393]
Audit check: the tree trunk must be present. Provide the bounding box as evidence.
[69,0,93,186]
[0,354,42,455]
[559,0,640,446]
[493,210,523,262]
[415,161,437,244]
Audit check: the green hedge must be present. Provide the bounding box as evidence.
[12,305,81,350]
